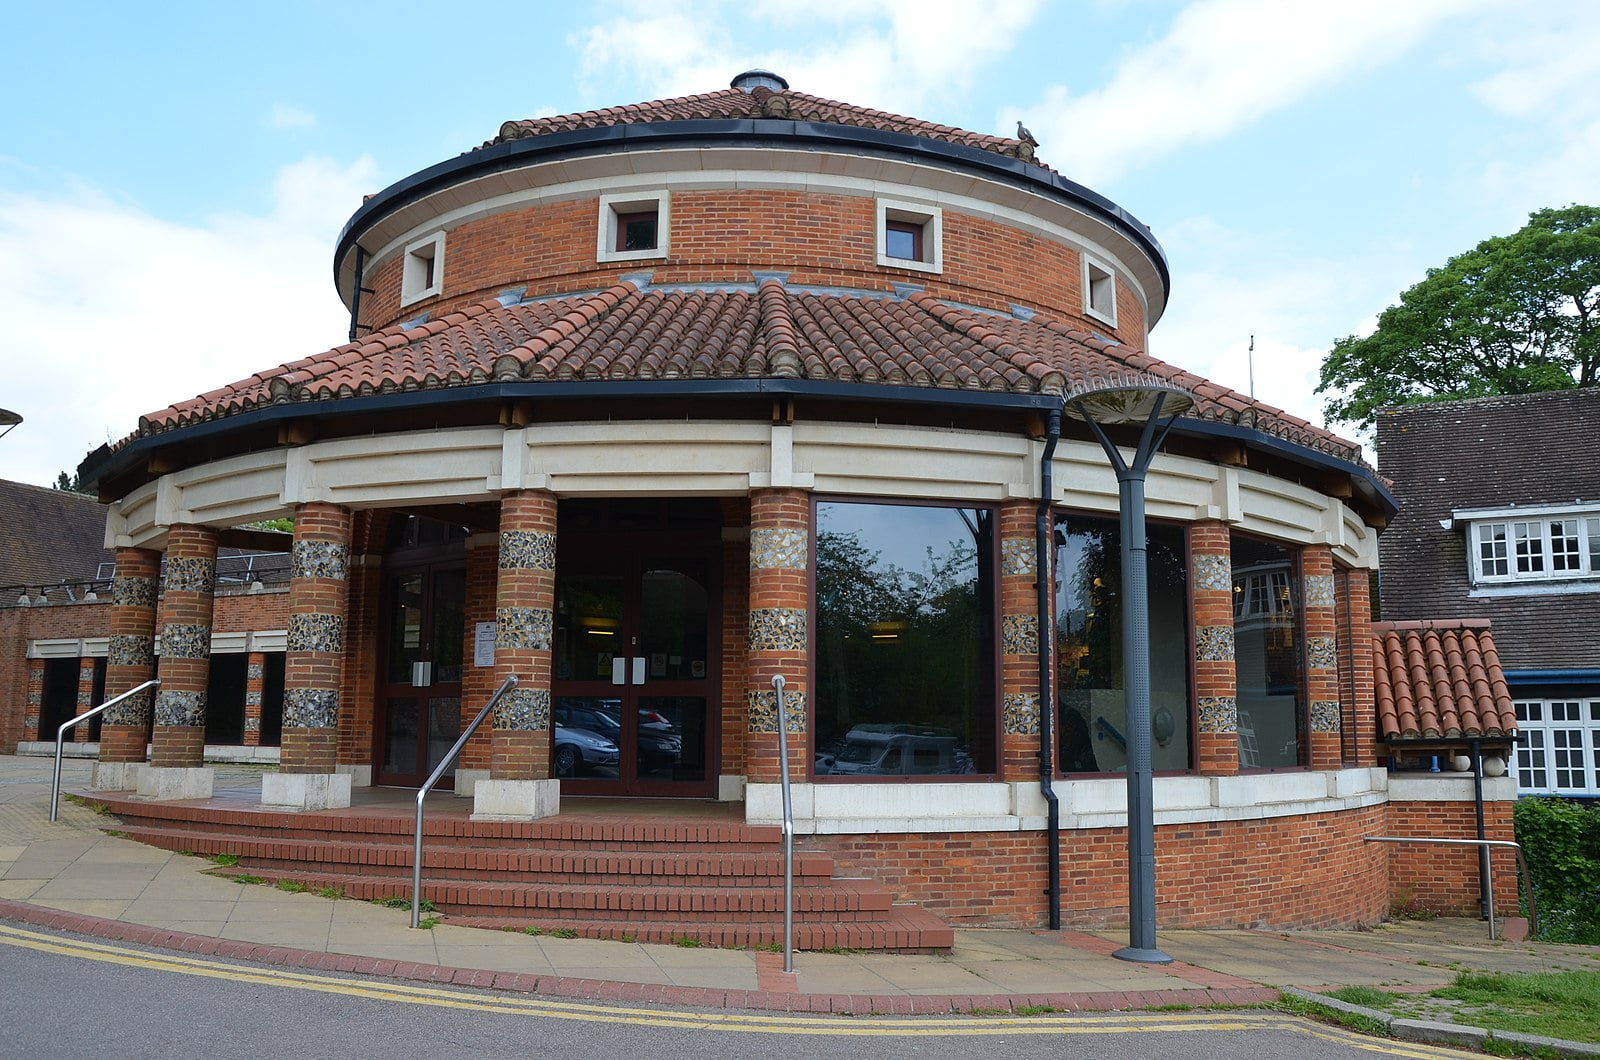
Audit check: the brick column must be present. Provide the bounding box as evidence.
[474,490,560,819]
[24,663,43,742]
[998,501,1042,781]
[73,657,98,742]
[242,652,266,747]
[1339,566,1377,763]
[96,546,160,787]
[146,525,218,799]
[265,502,354,809]
[746,488,810,784]
[337,510,389,777]
[1190,522,1238,775]
[1303,546,1342,770]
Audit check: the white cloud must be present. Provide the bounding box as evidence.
[267,103,317,129]
[0,155,378,488]
[1007,0,1476,185]
[575,0,1040,117]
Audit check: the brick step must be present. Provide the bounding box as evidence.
[117,824,836,882]
[92,795,779,849]
[444,908,956,953]
[213,868,895,920]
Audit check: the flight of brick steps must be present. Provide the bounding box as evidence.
[88,794,953,953]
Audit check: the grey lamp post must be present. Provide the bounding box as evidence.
[0,409,21,441]
[1064,378,1194,965]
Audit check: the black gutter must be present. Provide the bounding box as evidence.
[347,245,367,344]
[331,119,1170,304]
[78,378,1398,519]
[1037,408,1063,930]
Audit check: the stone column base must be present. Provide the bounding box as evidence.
[454,769,489,798]
[261,773,352,811]
[335,763,373,788]
[717,774,746,802]
[136,766,214,801]
[471,778,560,821]
[90,761,145,791]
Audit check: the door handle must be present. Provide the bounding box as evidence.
[611,656,626,686]
[632,657,646,685]
[411,661,433,688]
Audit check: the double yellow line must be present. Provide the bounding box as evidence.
[0,922,1459,1053]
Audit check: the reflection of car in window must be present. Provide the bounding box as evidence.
[553,703,681,770]
[552,724,619,778]
[815,724,974,776]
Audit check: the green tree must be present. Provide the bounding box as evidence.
[1317,204,1600,431]
[53,470,90,494]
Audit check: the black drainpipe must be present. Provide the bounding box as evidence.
[1037,407,1062,929]
[348,245,368,344]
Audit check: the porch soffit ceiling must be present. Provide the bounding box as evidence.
[1373,619,1518,741]
[130,280,1363,467]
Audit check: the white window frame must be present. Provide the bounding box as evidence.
[399,231,446,308]
[1512,697,1600,796]
[1081,254,1117,327]
[597,190,670,264]
[1469,512,1600,585]
[874,198,942,274]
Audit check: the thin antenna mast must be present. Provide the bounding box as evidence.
[1248,335,1255,399]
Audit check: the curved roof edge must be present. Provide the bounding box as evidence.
[78,377,1394,521]
[333,120,1170,308]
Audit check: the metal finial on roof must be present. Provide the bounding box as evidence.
[731,70,789,93]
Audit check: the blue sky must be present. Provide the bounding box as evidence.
[3,0,1596,487]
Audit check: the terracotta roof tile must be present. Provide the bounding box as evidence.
[1372,620,1517,740]
[126,284,1363,464]
[487,85,1039,166]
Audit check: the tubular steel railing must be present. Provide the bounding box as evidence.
[1364,836,1536,940]
[51,679,159,822]
[412,674,517,929]
[772,673,795,973]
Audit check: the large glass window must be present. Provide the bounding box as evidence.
[1232,533,1304,768]
[1514,698,1600,796]
[1054,515,1191,774]
[813,501,995,777]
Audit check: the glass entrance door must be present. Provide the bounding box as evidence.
[553,547,719,797]
[377,563,465,786]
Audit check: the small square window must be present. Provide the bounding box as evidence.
[598,191,669,263]
[400,231,446,308]
[875,198,942,274]
[1082,255,1117,326]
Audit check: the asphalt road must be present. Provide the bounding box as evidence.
[0,923,1474,1059]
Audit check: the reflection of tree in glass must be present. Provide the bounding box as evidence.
[1057,522,1186,691]
[814,528,981,756]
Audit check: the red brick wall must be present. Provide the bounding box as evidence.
[811,804,1393,928]
[151,525,218,769]
[1304,546,1341,769]
[1386,798,1519,915]
[359,189,1148,351]
[1190,522,1237,774]
[746,488,810,783]
[999,501,1041,781]
[281,503,352,774]
[492,491,557,780]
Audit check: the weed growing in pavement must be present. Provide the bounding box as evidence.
[1325,986,1396,1010]
[523,926,544,936]
[208,853,239,867]
[1145,1004,1193,1012]
[276,880,308,894]
[673,935,703,948]
[965,1008,1007,1017]
[1013,1006,1058,1016]
[317,886,343,899]
[551,928,578,939]
[618,933,637,944]
[374,895,433,911]
[230,875,264,886]
[1276,993,1390,1038]
[418,917,441,929]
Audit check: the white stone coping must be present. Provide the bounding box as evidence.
[14,742,280,764]
[1387,773,1518,803]
[747,767,1399,834]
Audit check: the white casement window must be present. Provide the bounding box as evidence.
[1512,698,1600,796]
[1081,255,1117,327]
[1469,512,1600,584]
[874,198,942,274]
[400,231,446,307]
[597,191,670,263]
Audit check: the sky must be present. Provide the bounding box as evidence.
[2,0,1597,488]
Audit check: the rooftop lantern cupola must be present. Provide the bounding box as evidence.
[730,69,789,93]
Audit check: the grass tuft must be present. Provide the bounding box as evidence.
[1325,986,1397,1010]
[208,853,239,867]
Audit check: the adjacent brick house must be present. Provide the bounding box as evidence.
[1,72,1520,937]
[1377,390,1600,797]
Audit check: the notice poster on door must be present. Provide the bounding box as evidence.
[473,622,496,667]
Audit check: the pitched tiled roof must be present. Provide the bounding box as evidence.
[0,478,112,587]
[488,85,1037,165]
[1373,620,1516,741]
[131,280,1362,462]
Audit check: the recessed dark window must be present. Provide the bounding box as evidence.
[885,220,922,261]
[617,211,659,253]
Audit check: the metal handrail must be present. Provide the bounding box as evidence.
[1364,836,1537,940]
[772,674,795,973]
[51,679,159,822]
[412,674,517,929]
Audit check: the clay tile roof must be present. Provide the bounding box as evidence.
[1372,620,1517,741]
[488,84,1039,166]
[125,285,1363,464]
